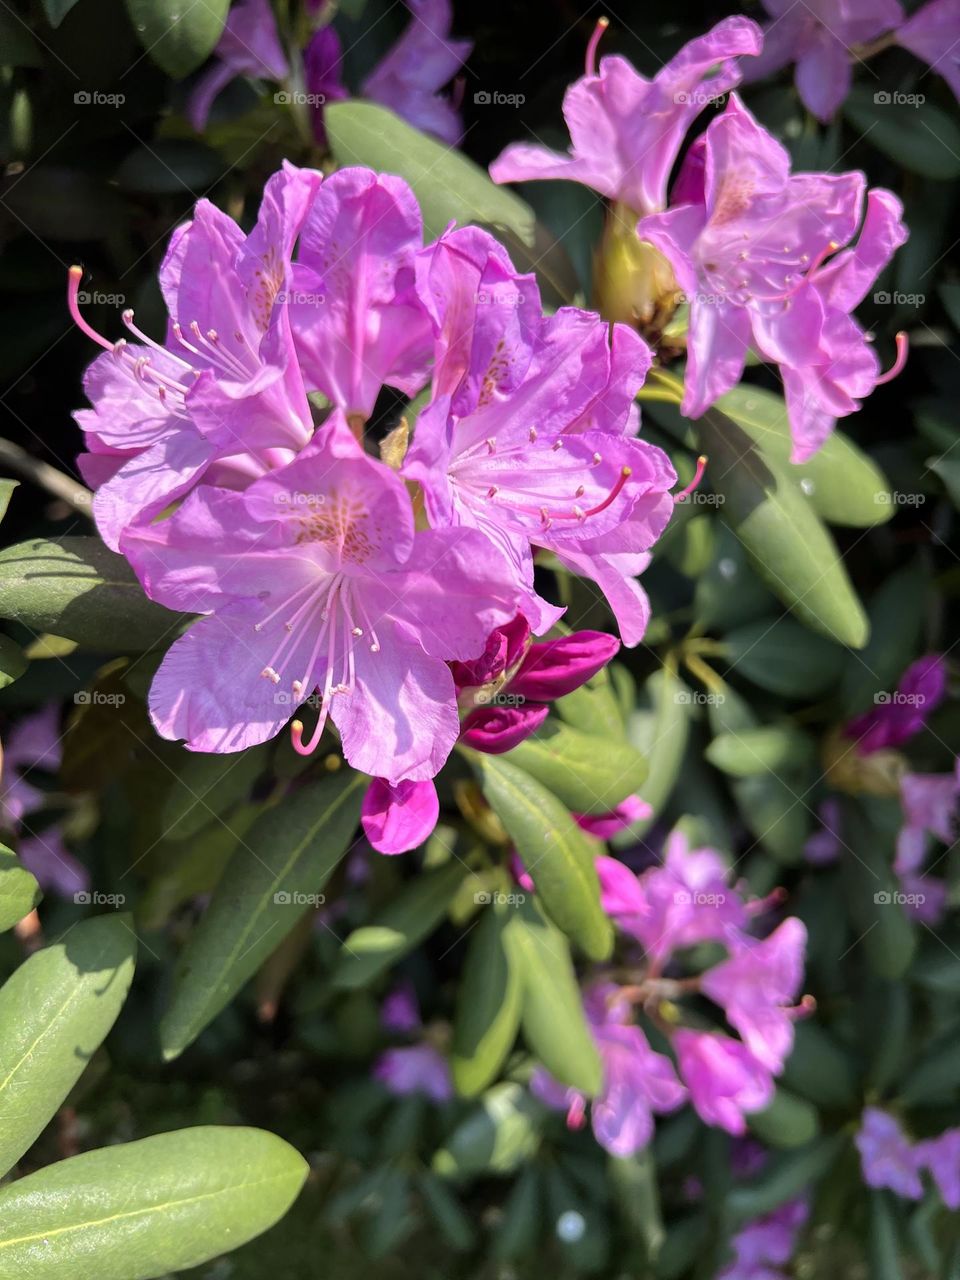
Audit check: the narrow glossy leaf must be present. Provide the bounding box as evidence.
[507,720,647,814]
[868,1191,907,1280]
[124,0,230,77]
[901,1024,960,1105]
[716,384,893,525]
[332,859,466,990]
[325,101,578,305]
[160,771,363,1059]
[417,1172,478,1251]
[41,0,82,25]
[433,1082,544,1177]
[554,668,625,741]
[722,617,844,698]
[161,745,269,841]
[621,669,693,834]
[840,565,928,714]
[451,901,522,1097]
[0,844,40,931]
[727,1134,845,1220]
[0,538,179,651]
[609,1150,664,1258]
[0,913,136,1176]
[840,800,915,980]
[706,724,813,777]
[0,479,17,522]
[0,1126,307,1280]
[708,688,810,863]
[492,1165,542,1259]
[780,1021,859,1109]
[696,410,868,647]
[694,523,777,632]
[747,1087,820,1148]
[473,753,612,960]
[846,87,960,179]
[503,898,602,1095]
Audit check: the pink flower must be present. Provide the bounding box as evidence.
[374,1044,453,1102]
[846,654,947,754]
[718,1197,809,1280]
[576,794,651,840]
[404,224,676,645]
[916,1128,960,1209]
[744,0,904,122]
[638,95,907,462]
[530,983,685,1156]
[897,0,960,102]
[187,0,290,132]
[855,1108,924,1200]
[673,1029,775,1135]
[122,420,521,776]
[288,167,433,422]
[71,164,320,550]
[361,778,440,856]
[489,17,762,217]
[700,919,808,1073]
[361,0,472,145]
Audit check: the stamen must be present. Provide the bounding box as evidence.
[585,15,608,77]
[67,267,112,352]
[875,331,908,385]
[486,466,632,524]
[673,455,708,504]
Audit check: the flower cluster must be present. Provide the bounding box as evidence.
[190,0,471,146]
[857,1107,960,1210]
[812,654,956,922]
[70,165,676,786]
[374,982,453,1103]
[530,831,809,1155]
[745,0,960,122]
[490,17,909,462]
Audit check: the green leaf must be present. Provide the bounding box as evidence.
[0,18,40,67]
[901,1024,960,1105]
[506,720,647,814]
[433,1082,544,1178]
[332,859,466,991]
[0,480,18,522]
[124,0,230,77]
[708,688,810,864]
[696,410,868,647]
[722,616,844,698]
[780,1021,859,1109]
[840,565,929,714]
[160,771,363,1059]
[727,1135,845,1220]
[503,898,603,1095]
[417,1172,478,1252]
[609,1150,663,1259]
[620,669,692,834]
[492,1165,542,1259]
[716,384,893,525]
[747,1088,820,1148]
[694,524,777,633]
[325,101,578,306]
[846,87,960,180]
[161,746,269,841]
[0,914,136,1177]
[706,724,814,777]
[0,538,179,652]
[473,753,612,960]
[41,0,82,25]
[0,1126,307,1279]
[0,635,25,690]
[840,800,915,980]
[0,844,40,932]
[451,901,522,1097]
[868,1191,907,1280]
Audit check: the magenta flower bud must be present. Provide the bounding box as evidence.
[509,630,620,703]
[362,777,439,855]
[460,703,549,754]
[847,654,947,754]
[451,614,530,692]
[576,794,651,839]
